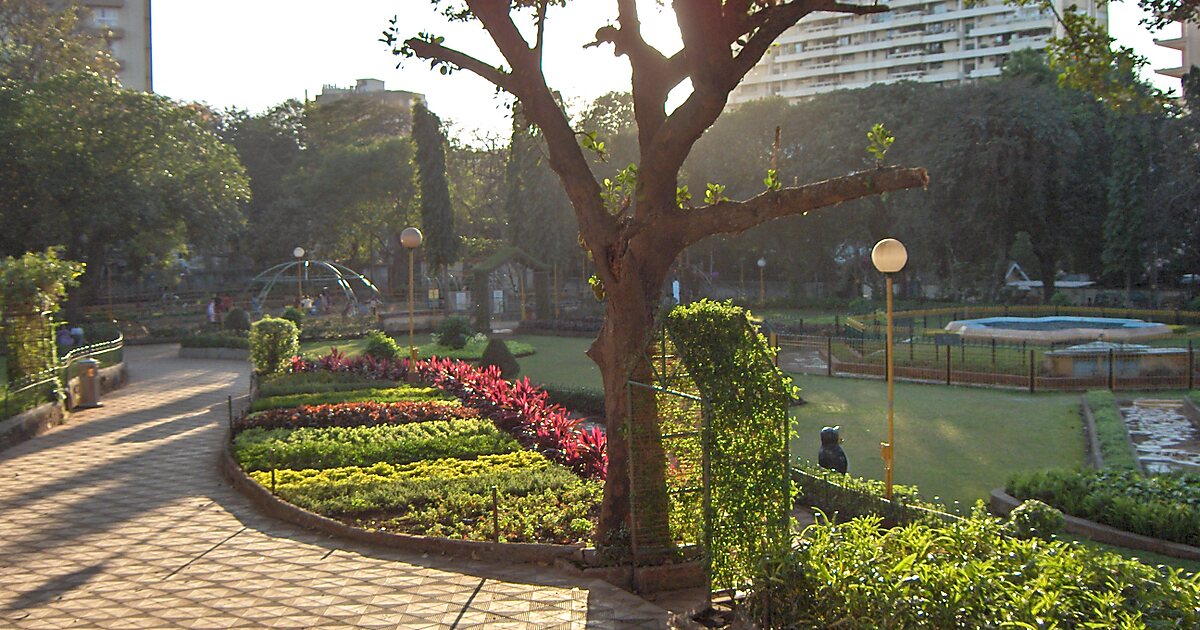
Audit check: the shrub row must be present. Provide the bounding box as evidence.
[236,401,477,431]
[1085,390,1139,470]
[540,385,606,417]
[250,385,449,412]
[792,463,958,527]
[180,331,250,349]
[233,419,521,471]
[743,513,1200,628]
[518,318,603,334]
[1007,468,1200,547]
[256,372,397,398]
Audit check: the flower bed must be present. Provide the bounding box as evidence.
[1007,468,1200,547]
[250,386,450,412]
[743,513,1200,628]
[234,419,520,470]
[257,372,398,398]
[236,401,477,431]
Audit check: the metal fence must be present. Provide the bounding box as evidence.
[777,333,1198,392]
[1,331,124,421]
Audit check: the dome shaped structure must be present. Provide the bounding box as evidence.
[249,260,382,311]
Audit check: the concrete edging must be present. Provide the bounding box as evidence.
[1079,394,1105,470]
[179,347,249,361]
[1181,396,1200,431]
[990,488,1200,561]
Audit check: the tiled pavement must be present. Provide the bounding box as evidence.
[0,345,678,628]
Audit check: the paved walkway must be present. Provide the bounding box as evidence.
[0,345,677,628]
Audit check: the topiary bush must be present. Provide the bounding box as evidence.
[1049,291,1072,306]
[1004,498,1064,540]
[281,306,305,329]
[435,316,473,350]
[479,337,520,379]
[224,307,251,332]
[249,316,299,375]
[364,330,400,360]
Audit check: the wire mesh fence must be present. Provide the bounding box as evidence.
[1,314,125,421]
[777,333,1197,392]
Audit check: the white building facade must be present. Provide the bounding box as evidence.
[730,0,1106,103]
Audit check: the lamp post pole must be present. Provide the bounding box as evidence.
[757,257,766,306]
[400,228,424,371]
[872,238,907,501]
[293,247,305,304]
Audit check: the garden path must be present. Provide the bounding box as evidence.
[0,345,678,628]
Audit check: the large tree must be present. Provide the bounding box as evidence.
[386,1,928,538]
[412,102,461,271]
[0,0,117,84]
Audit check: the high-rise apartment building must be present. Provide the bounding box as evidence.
[729,0,1106,103]
[1154,21,1200,87]
[71,0,153,91]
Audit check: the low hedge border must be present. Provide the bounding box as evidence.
[989,488,1200,561]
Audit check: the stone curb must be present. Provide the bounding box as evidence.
[218,431,585,566]
[1079,394,1104,470]
[1181,396,1200,431]
[179,347,250,361]
[990,488,1200,561]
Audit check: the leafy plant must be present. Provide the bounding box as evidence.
[281,306,305,328]
[236,400,477,431]
[233,418,520,470]
[866,122,894,164]
[1004,498,1064,540]
[364,330,400,360]
[434,316,473,350]
[1086,390,1139,470]
[250,385,451,412]
[480,337,520,379]
[249,316,299,376]
[223,307,252,332]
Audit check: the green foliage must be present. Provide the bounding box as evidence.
[434,316,472,350]
[223,308,251,332]
[250,385,450,412]
[540,385,605,417]
[675,184,691,208]
[280,307,305,328]
[363,330,400,360]
[703,182,728,205]
[866,122,894,164]
[1048,290,1072,306]
[1007,468,1200,546]
[413,102,460,269]
[0,247,84,378]
[667,300,793,589]
[480,337,520,379]
[0,0,119,82]
[792,463,954,527]
[249,317,299,376]
[587,275,605,301]
[744,512,1200,628]
[1004,498,1064,540]
[762,168,781,191]
[233,418,520,471]
[1085,390,1139,470]
[257,372,396,398]
[418,337,532,361]
[600,163,638,214]
[504,104,577,268]
[180,331,249,349]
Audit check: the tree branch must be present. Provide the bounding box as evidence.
[676,166,929,245]
[404,39,517,93]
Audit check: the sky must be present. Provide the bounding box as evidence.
[152,1,1184,142]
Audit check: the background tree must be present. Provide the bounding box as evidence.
[385,1,928,539]
[0,0,117,83]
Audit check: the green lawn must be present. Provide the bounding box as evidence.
[787,372,1083,508]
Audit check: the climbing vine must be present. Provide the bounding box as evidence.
[666,299,794,590]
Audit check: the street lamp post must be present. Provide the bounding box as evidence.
[757,257,767,306]
[400,228,424,371]
[871,238,908,501]
[292,247,305,304]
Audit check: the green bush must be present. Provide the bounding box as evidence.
[250,385,451,412]
[281,306,305,328]
[364,330,400,360]
[541,385,605,417]
[418,337,533,361]
[224,307,252,332]
[743,512,1200,628]
[1007,468,1200,546]
[793,463,955,526]
[249,317,299,375]
[1085,390,1139,470]
[180,331,249,349]
[435,316,473,350]
[257,372,396,398]
[479,337,520,379]
[1049,291,1072,306]
[233,419,521,470]
[1004,498,1064,540]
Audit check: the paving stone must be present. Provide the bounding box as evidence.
[0,344,678,628]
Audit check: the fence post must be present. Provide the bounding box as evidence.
[1028,350,1035,393]
[827,337,833,377]
[945,345,951,385]
[991,338,996,366]
[834,315,840,334]
[1189,340,1195,391]
[1108,349,1115,390]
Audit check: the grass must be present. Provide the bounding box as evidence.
[509,334,601,390]
[786,372,1083,507]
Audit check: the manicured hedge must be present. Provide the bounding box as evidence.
[233,419,521,471]
[541,385,605,417]
[793,463,957,526]
[1085,390,1139,470]
[744,513,1200,628]
[257,372,397,398]
[236,401,477,431]
[180,331,249,349]
[1007,468,1200,547]
[250,386,450,412]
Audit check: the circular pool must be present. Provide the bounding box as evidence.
[944,316,1173,344]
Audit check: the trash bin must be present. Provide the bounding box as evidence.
[74,358,104,409]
